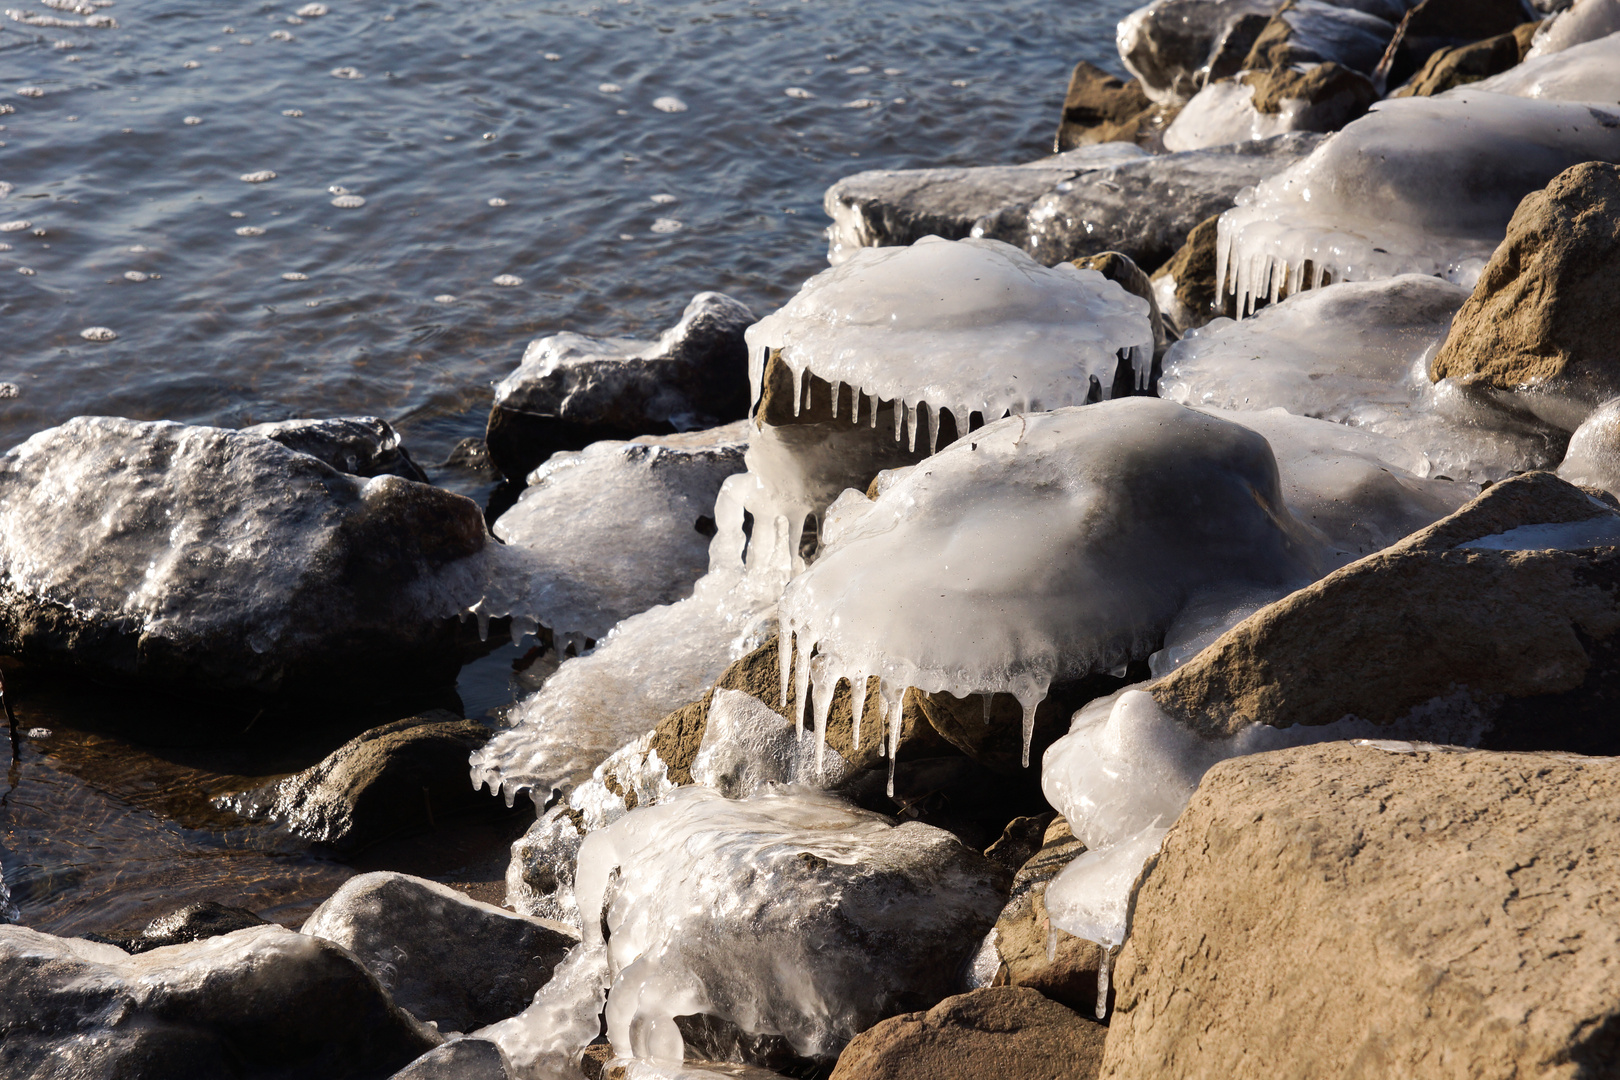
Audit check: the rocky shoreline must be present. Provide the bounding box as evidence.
[6,0,1620,1076]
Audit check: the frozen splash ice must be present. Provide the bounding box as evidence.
[690,688,851,798]
[1524,0,1620,59]
[745,236,1154,447]
[775,398,1324,780]
[1215,93,1620,314]
[1558,397,1620,497]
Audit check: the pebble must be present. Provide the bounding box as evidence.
[240,170,277,183]
[650,218,683,233]
[25,727,50,738]
[330,66,363,79]
[784,87,814,99]
[433,294,456,303]
[650,193,677,205]
[270,29,293,41]
[17,267,35,275]
[80,327,117,342]
[492,274,522,286]
[235,225,266,236]
[183,60,201,69]
[281,272,309,281]
[330,194,365,208]
[652,96,688,113]
[296,2,328,15]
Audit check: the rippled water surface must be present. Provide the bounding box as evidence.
[0,0,1141,934]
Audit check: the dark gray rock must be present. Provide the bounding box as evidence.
[87,901,269,955]
[242,416,430,482]
[389,1039,512,1080]
[0,417,488,701]
[0,923,440,1079]
[221,714,509,851]
[486,292,755,483]
[302,872,579,1033]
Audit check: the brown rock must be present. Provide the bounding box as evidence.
[1102,742,1620,1079]
[1151,471,1620,755]
[1391,20,1540,97]
[831,986,1106,1080]
[991,817,1108,1016]
[1431,163,1620,426]
[755,349,972,445]
[1150,214,1229,331]
[1376,0,1531,91]
[1239,61,1376,128]
[1053,62,1177,152]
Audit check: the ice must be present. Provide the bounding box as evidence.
[476,940,611,1080]
[1216,93,1620,314]
[1271,0,1413,73]
[690,688,851,798]
[1041,824,1169,950]
[1162,78,1308,152]
[1,865,16,924]
[1468,31,1620,103]
[776,398,1324,775]
[1455,515,1620,552]
[747,237,1153,435]
[1558,398,1620,496]
[1525,0,1620,58]
[1161,277,1566,482]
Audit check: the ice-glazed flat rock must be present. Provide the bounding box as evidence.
[1160,276,1565,481]
[0,923,439,1077]
[1216,92,1620,313]
[1558,397,1620,495]
[1469,31,1620,102]
[1117,0,1286,103]
[0,417,487,699]
[1525,0,1620,57]
[241,415,429,481]
[486,424,748,641]
[776,398,1324,775]
[486,787,1006,1072]
[485,292,755,482]
[747,237,1155,443]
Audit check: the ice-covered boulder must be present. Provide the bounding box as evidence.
[390,1039,513,1080]
[1559,397,1620,495]
[221,714,507,850]
[486,424,747,642]
[88,900,268,954]
[0,417,487,699]
[1216,92,1620,313]
[1117,0,1287,104]
[1469,29,1620,101]
[777,398,1323,777]
[1161,275,1566,481]
[1162,62,1375,151]
[1374,0,1533,90]
[302,872,579,1033]
[1241,0,1421,76]
[1101,743,1620,1078]
[827,987,1107,1080]
[1525,0,1620,57]
[1150,214,1226,331]
[0,923,440,1078]
[1430,162,1620,432]
[242,415,430,482]
[485,292,755,483]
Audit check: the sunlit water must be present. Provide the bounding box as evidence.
[0,0,1139,935]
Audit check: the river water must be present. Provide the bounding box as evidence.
[0,0,1139,936]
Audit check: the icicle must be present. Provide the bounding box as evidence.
[886,682,905,798]
[475,609,490,642]
[778,622,793,709]
[1011,674,1051,768]
[829,379,841,420]
[801,368,812,414]
[892,397,904,443]
[926,401,940,456]
[981,693,993,725]
[810,660,837,772]
[850,673,866,750]
[1095,948,1111,1021]
[792,636,812,741]
[850,385,861,425]
[906,401,919,453]
[791,362,804,417]
[869,391,879,429]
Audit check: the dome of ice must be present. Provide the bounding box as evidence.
[776,397,1323,774]
[1215,92,1620,313]
[746,236,1155,454]
[1470,31,1620,103]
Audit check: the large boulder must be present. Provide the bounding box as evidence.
[220,714,510,851]
[389,1039,512,1080]
[302,872,578,1033]
[1372,0,1531,90]
[1241,0,1413,77]
[0,923,440,1078]
[1430,162,1620,432]
[0,417,487,700]
[241,416,430,482]
[87,901,268,955]
[1117,0,1287,104]
[1102,743,1620,1078]
[1151,214,1226,331]
[829,987,1107,1080]
[485,292,755,483]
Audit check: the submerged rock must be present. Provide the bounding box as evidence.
[0,417,487,700]
[222,714,507,851]
[302,872,579,1033]
[1102,743,1620,1078]
[829,987,1107,1080]
[1430,162,1620,433]
[88,900,268,955]
[242,415,430,482]
[0,923,439,1079]
[485,292,755,483]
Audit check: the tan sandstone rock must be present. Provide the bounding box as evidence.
[990,816,1108,1016]
[1239,61,1377,131]
[831,986,1107,1080]
[1053,62,1176,152]
[1431,162,1620,429]
[1151,214,1228,331]
[1102,742,1620,1079]
[1393,20,1540,97]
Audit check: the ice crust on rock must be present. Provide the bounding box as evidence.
[776,398,1323,779]
[748,237,1154,448]
[1116,0,1286,104]
[1526,0,1620,58]
[1558,397,1620,496]
[1162,78,1310,152]
[484,787,1005,1073]
[1471,31,1620,102]
[240,415,429,481]
[1160,277,1566,482]
[691,687,851,798]
[1215,93,1620,314]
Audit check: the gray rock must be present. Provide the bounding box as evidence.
[0,417,487,700]
[0,923,440,1079]
[87,900,269,955]
[390,1039,512,1080]
[242,416,430,482]
[486,292,755,483]
[221,714,509,851]
[302,872,579,1034]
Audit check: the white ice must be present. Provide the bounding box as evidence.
[1162,77,1309,152]
[1525,0,1620,59]
[1456,514,1620,552]
[1558,397,1620,496]
[1471,31,1620,103]
[1215,92,1620,314]
[690,688,851,798]
[776,398,1324,777]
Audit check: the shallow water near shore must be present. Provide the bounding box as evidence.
[0,0,1143,937]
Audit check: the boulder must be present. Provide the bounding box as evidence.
[0,417,487,700]
[990,817,1107,1016]
[828,987,1107,1080]
[1052,62,1174,151]
[302,872,578,1033]
[1152,471,1620,755]
[1393,20,1540,96]
[1102,743,1620,1078]
[485,292,755,483]
[1430,162,1620,431]
[389,1039,512,1080]
[1151,214,1226,331]
[1117,0,1288,103]
[489,424,747,641]
[87,900,268,955]
[1241,0,1410,76]
[242,416,430,482]
[0,923,439,1079]
[221,714,510,851]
